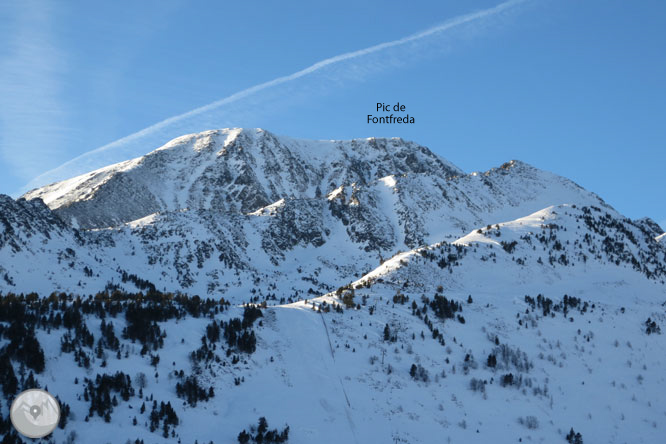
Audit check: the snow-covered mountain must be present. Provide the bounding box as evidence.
[23,128,462,230]
[5,128,621,297]
[1,129,664,444]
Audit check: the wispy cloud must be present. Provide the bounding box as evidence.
[24,0,529,192]
[0,1,72,181]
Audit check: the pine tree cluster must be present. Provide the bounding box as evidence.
[645,318,661,335]
[428,294,462,321]
[222,305,263,354]
[0,351,19,396]
[83,371,135,422]
[524,294,589,318]
[409,363,429,382]
[148,400,179,437]
[175,375,214,406]
[0,291,235,439]
[566,427,583,444]
[0,300,46,373]
[237,417,290,443]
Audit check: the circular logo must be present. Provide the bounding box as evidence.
[10,389,60,439]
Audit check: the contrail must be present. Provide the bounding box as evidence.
[25,0,527,192]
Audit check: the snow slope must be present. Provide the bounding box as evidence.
[3,223,664,443]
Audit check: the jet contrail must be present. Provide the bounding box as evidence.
[25,0,528,192]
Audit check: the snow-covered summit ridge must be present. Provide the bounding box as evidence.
[22,128,462,229]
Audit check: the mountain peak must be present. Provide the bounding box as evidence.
[22,128,463,229]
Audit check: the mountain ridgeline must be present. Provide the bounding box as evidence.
[0,127,663,298]
[22,128,462,229]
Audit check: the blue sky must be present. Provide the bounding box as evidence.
[1,0,664,229]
